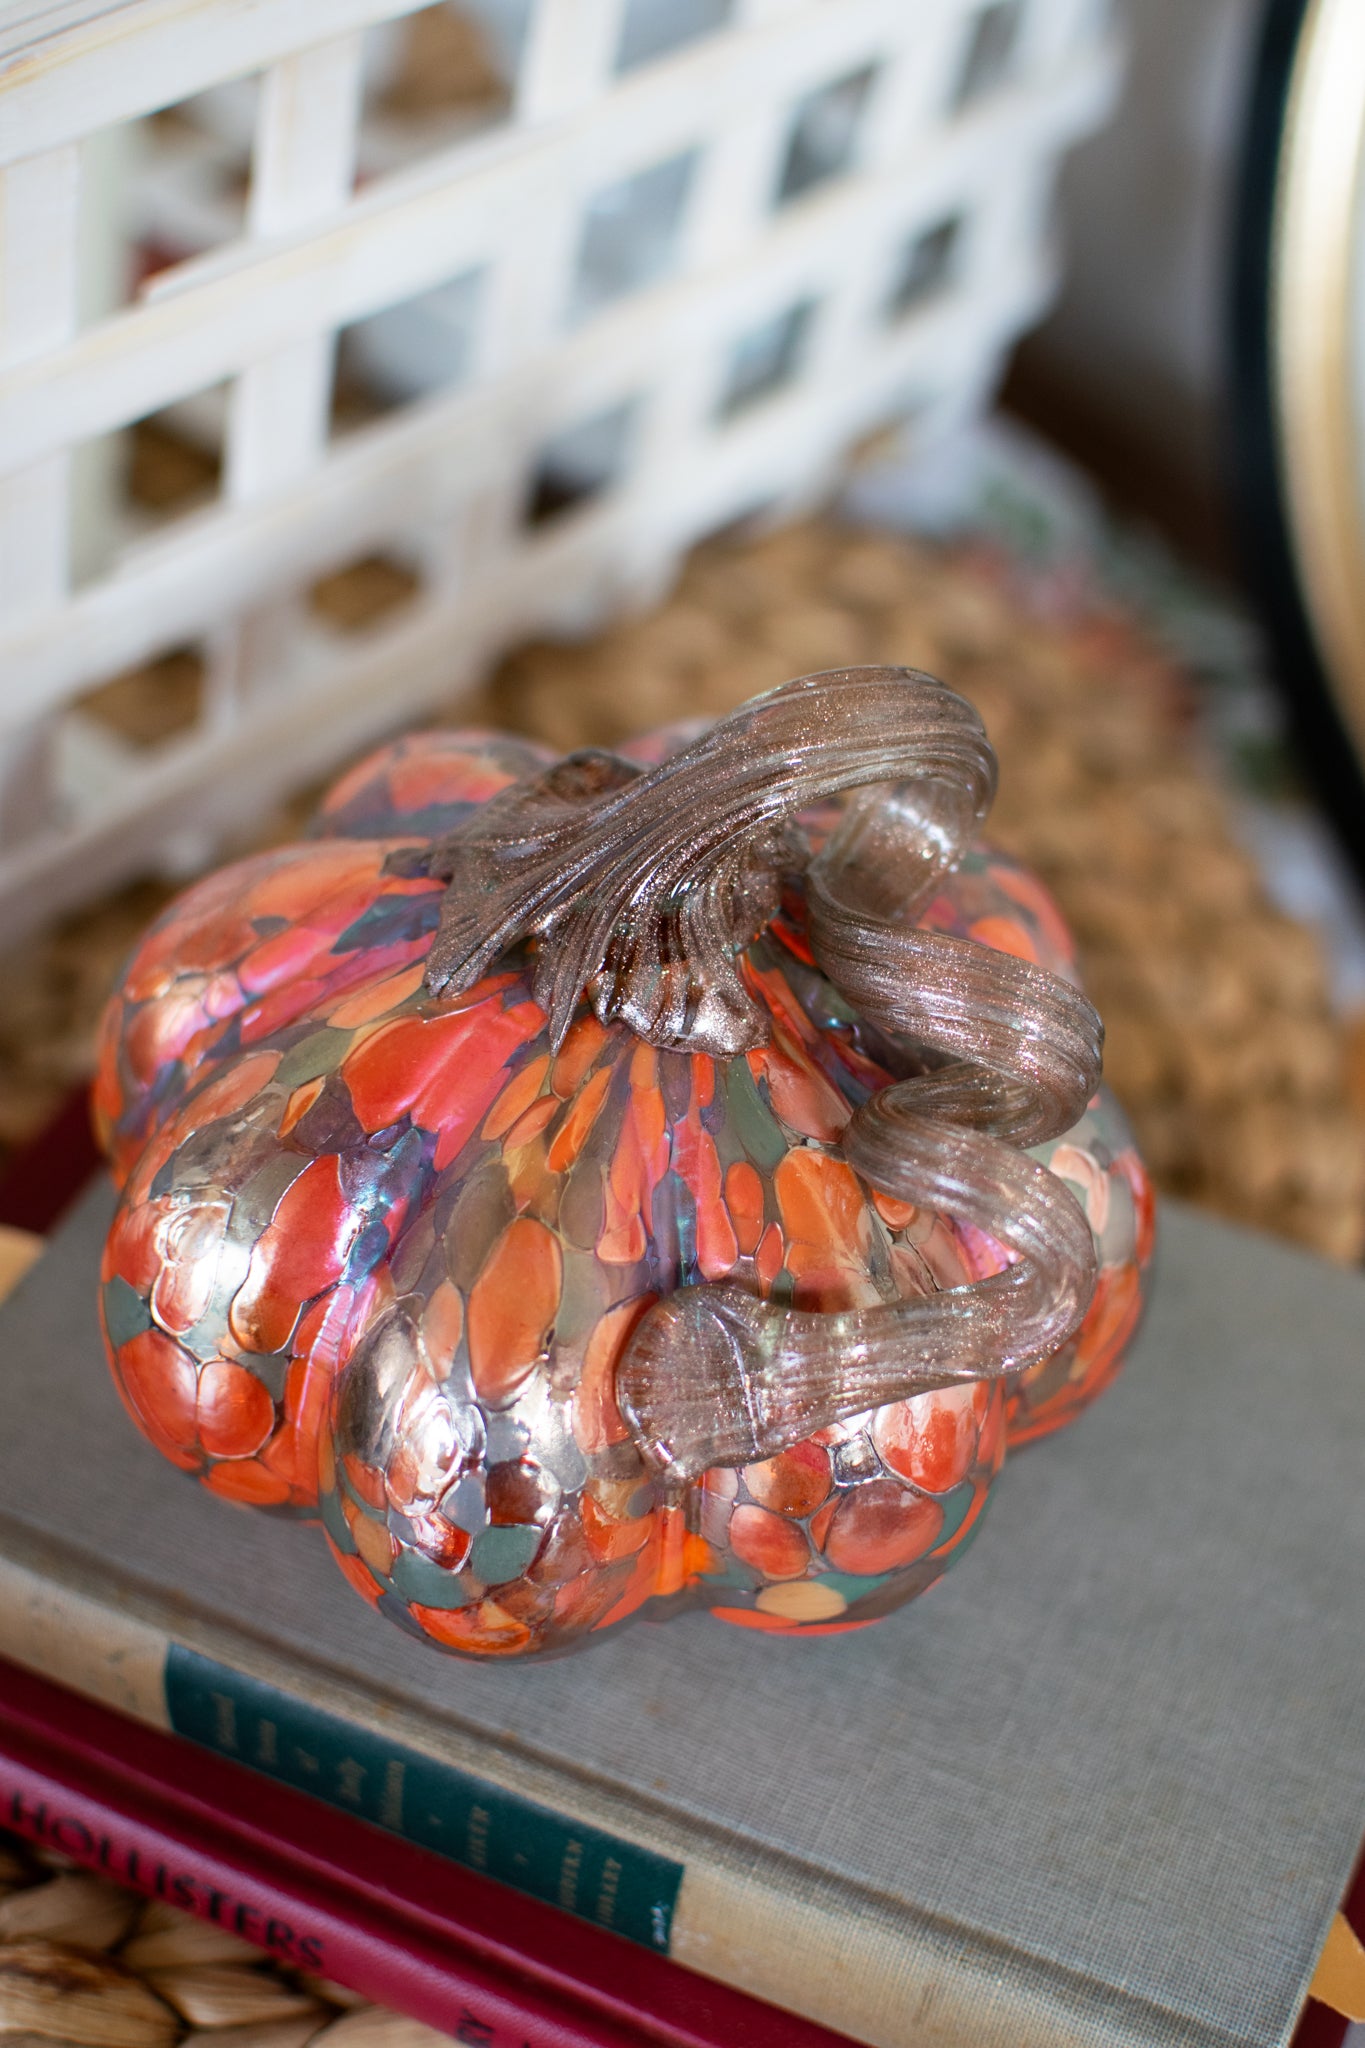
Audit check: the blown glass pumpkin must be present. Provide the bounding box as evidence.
[94,669,1154,1657]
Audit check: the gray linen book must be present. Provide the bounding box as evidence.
[0,1180,1362,2048]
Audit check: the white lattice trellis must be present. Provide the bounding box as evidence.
[0,0,1120,947]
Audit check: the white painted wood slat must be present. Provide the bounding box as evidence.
[227,33,366,498]
[0,49,1115,474]
[0,100,1102,728]
[0,143,80,848]
[0,0,1122,941]
[215,32,367,732]
[0,0,429,168]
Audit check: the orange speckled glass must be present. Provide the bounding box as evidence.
[94,670,1154,1656]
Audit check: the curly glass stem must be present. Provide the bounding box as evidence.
[616,1095,1097,1480]
[805,871,1102,1148]
[410,664,1100,1480]
[423,667,996,1055]
[608,672,1103,1482]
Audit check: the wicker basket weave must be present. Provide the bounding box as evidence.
[2,511,1362,1262]
[0,1831,434,2048]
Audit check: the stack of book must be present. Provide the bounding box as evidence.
[0,1119,1361,2048]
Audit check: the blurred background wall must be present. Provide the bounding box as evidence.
[1010,0,1262,562]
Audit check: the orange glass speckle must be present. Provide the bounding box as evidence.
[822,1481,944,1574]
[196,1360,277,1460]
[743,1442,832,1518]
[467,1218,563,1407]
[729,1504,811,1579]
[872,1383,990,1495]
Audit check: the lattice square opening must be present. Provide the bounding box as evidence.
[123,396,225,524]
[885,215,964,320]
[615,0,734,71]
[362,4,528,171]
[70,382,227,590]
[131,82,259,297]
[524,402,637,526]
[774,67,877,207]
[70,647,206,755]
[952,1,1024,111]
[332,269,485,431]
[717,300,817,417]
[70,89,254,331]
[570,153,698,320]
[309,552,425,634]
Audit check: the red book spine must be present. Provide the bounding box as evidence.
[0,1661,856,2048]
[0,1727,632,2048]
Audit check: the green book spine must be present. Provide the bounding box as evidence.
[164,1646,683,1954]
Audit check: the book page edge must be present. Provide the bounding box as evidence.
[0,1549,171,1727]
